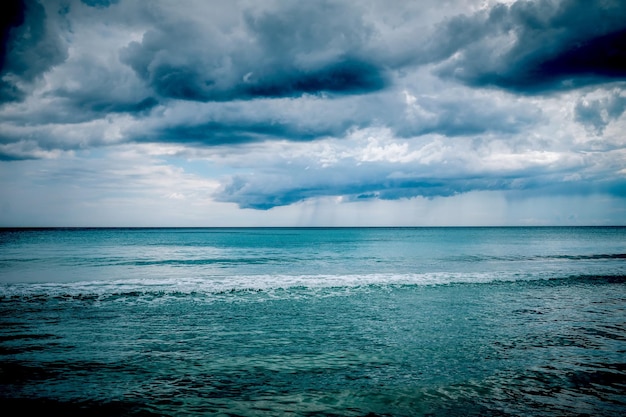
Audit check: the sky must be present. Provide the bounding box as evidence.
[0,0,625,226]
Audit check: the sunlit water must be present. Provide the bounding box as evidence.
[1,227,625,416]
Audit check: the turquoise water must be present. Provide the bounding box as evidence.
[1,227,625,416]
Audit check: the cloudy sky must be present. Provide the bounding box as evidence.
[0,0,625,226]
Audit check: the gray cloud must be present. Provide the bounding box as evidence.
[1,0,68,103]
[431,0,626,92]
[215,163,593,210]
[575,90,626,134]
[0,0,25,73]
[217,167,626,211]
[81,0,118,8]
[210,128,612,209]
[128,87,542,150]
[119,0,386,102]
[48,59,159,120]
[217,174,471,210]
[156,120,327,146]
[397,91,542,137]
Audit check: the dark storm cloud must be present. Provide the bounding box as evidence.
[0,0,68,103]
[226,182,421,211]
[216,172,458,210]
[119,0,386,102]
[129,57,385,102]
[0,0,156,121]
[81,0,118,8]
[215,169,555,210]
[76,96,158,115]
[216,162,626,210]
[432,0,626,92]
[0,0,25,71]
[0,0,26,102]
[49,88,159,120]
[155,120,340,146]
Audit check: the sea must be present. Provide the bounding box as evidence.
[0,227,624,416]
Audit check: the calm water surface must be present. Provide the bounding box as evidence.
[1,227,625,416]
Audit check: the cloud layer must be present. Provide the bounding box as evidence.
[431,0,626,92]
[0,0,625,224]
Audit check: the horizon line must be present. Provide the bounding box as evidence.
[1,225,625,230]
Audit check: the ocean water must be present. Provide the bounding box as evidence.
[0,227,625,416]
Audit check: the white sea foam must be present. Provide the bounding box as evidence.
[0,270,554,299]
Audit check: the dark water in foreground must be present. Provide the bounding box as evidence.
[1,227,625,416]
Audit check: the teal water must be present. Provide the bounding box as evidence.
[1,227,625,416]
